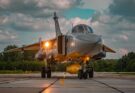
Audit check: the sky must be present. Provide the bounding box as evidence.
[0,0,135,59]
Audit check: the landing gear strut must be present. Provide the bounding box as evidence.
[41,57,53,78]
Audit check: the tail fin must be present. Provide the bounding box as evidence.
[53,12,62,37]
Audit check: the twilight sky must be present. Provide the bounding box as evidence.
[0,0,135,59]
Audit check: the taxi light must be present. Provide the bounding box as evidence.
[71,42,75,47]
[86,56,90,61]
[44,41,50,48]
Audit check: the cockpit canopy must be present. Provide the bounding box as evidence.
[72,24,93,33]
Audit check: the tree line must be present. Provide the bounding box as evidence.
[0,45,135,72]
[93,52,135,72]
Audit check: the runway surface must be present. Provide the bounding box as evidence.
[0,72,134,93]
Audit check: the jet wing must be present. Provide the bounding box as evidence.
[103,44,116,53]
[4,38,56,53]
[4,43,39,53]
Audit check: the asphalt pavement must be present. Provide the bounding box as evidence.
[0,72,134,93]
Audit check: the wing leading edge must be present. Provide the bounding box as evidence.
[4,38,56,53]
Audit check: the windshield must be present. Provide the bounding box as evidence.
[72,24,93,33]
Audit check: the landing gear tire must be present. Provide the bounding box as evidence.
[41,67,52,78]
[78,69,83,79]
[83,71,88,79]
[88,67,93,78]
[41,67,46,78]
[46,67,51,78]
[78,69,88,79]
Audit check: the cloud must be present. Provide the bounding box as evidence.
[90,13,135,58]
[81,0,112,11]
[0,0,83,35]
[0,29,17,40]
[0,13,68,33]
[0,0,82,49]
[119,34,128,41]
[108,0,135,22]
[118,48,128,56]
[88,0,135,58]
[0,0,82,18]
[0,0,135,59]
[71,17,90,26]
[0,29,18,50]
[0,29,19,51]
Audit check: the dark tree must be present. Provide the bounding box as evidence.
[4,45,17,51]
[2,45,21,62]
[116,52,135,72]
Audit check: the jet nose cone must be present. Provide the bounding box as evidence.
[76,33,101,43]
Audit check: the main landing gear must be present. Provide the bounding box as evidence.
[41,57,54,78]
[41,66,52,78]
[78,64,94,79]
[78,67,93,79]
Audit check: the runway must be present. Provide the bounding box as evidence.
[0,72,134,93]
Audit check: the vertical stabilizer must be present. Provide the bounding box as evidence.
[53,12,62,37]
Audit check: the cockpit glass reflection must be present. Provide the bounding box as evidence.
[72,24,93,33]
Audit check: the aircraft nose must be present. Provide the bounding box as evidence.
[76,34,101,44]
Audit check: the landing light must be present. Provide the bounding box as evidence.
[83,56,90,63]
[86,56,90,61]
[71,42,75,47]
[44,41,50,48]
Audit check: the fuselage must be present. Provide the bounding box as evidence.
[66,24,103,58]
[40,24,105,61]
[36,13,106,61]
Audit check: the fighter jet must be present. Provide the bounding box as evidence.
[5,12,115,79]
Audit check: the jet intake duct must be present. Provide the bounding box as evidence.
[92,52,106,60]
[57,35,67,55]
